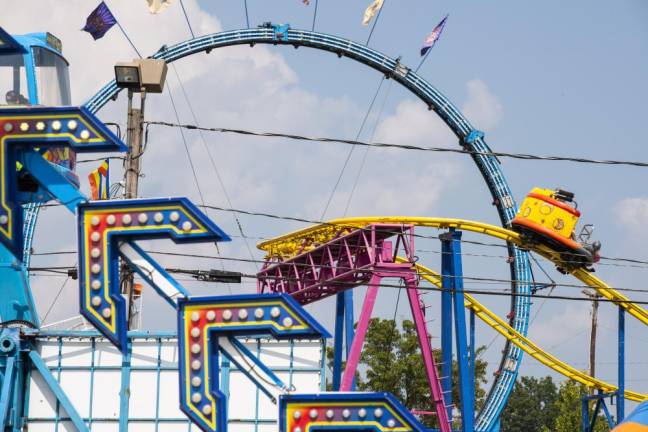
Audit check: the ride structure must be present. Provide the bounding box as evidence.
[0,21,642,432]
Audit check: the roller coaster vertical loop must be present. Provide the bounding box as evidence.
[83,27,532,431]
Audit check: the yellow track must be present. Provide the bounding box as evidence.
[409,261,646,402]
[258,216,648,326]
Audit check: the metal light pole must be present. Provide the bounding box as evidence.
[114,59,167,329]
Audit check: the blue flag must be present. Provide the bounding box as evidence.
[82,1,117,40]
[420,15,448,56]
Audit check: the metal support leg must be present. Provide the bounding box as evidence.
[617,308,625,422]
[340,277,379,391]
[333,292,345,391]
[441,235,454,422]
[343,290,355,390]
[28,351,89,432]
[582,397,590,432]
[0,357,16,428]
[119,339,132,432]
[470,309,475,394]
[405,276,451,432]
[444,229,474,432]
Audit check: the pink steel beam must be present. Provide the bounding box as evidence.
[339,271,451,432]
[258,224,451,432]
[257,224,415,304]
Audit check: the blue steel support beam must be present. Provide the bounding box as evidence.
[119,340,132,432]
[440,234,454,423]
[343,289,355,391]
[470,309,476,391]
[84,28,532,432]
[28,351,89,432]
[332,292,345,391]
[0,357,16,428]
[582,398,590,432]
[617,308,625,422]
[442,229,474,432]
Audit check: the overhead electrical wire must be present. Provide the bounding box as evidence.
[167,64,258,272]
[178,0,196,38]
[166,72,233,292]
[29,261,648,306]
[344,79,394,215]
[33,201,648,269]
[28,253,648,298]
[311,0,319,31]
[320,76,386,219]
[144,121,648,168]
[365,0,387,46]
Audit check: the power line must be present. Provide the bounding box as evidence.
[344,78,393,215]
[28,253,648,297]
[34,200,648,269]
[178,0,195,38]
[36,260,648,306]
[311,0,319,31]
[320,76,386,219]
[166,80,208,207]
[144,121,648,168]
[167,64,258,272]
[243,0,250,28]
[365,0,386,46]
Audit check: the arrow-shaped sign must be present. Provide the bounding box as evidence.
[0,106,125,256]
[279,393,427,432]
[77,197,230,351]
[177,293,330,432]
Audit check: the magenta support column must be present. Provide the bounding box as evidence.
[405,275,452,432]
[340,275,380,391]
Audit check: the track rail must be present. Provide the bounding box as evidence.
[410,261,647,402]
[85,27,533,431]
[257,216,648,327]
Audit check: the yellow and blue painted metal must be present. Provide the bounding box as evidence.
[0,106,125,257]
[177,293,329,432]
[77,197,230,352]
[410,260,647,402]
[279,393,427,432]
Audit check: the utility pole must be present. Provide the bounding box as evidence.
[583,289,601,392]
[122,88,146,329]
[113,58,167,330]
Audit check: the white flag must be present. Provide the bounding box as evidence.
[147,0,173,14]
[362,0,384,26]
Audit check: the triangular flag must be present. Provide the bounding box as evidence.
[362,0,384,26]
[147,0,173,14]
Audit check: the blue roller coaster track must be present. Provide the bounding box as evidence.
[82,26,532,431]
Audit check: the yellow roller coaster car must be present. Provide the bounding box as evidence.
[511,188,601,270]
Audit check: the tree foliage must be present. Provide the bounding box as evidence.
[326,318,488,429]
[501,376,558,431]
[502,376,611,431]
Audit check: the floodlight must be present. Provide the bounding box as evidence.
[114,59,167,93]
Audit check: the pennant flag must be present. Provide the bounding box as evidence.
[82,1,117,40]
[147,0,173,14]
[362,0,384,26]
[88,159,110,200]
[420,15,448,56]
[303,0,310,4]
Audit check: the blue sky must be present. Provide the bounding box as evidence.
[7,0,648,406]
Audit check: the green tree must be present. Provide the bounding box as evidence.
[546,380,610,432]
[501,376,558,431]
[326,318,488,429]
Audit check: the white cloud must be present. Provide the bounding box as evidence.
[528,304,591,349]
[461,79,503,130]
[615,197,648,229]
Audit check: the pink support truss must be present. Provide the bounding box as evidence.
[257,224,451,432]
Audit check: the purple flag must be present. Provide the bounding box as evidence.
[82,1,117,40]
[420,15,448,56]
